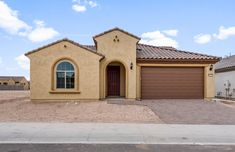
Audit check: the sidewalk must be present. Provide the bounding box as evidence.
[0,123,235,145]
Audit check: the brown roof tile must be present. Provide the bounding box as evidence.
[82,45,97,52]
[137,43,220,61]
[82,43,219,62]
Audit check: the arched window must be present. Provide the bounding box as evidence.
[56,61,75,89]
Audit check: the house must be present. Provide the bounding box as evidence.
[0,76,29,90]
[25,27,219,102]
[215,55,235,99]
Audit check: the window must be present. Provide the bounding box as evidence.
[56,61,75,89]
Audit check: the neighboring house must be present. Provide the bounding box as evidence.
[0,76,29,90]
[215,55,235,99]
[25,27,219,102]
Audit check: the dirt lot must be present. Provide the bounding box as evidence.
[0,91,161,123]
[2,91,235,124]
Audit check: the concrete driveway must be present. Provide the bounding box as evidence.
[140,100,235,125]
[109,99,235,124]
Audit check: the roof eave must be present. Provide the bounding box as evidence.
[93,27,141,41]
[215,66,235,73]
[137,58,220,64]
[24,38,105,58]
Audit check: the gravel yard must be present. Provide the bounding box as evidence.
[0,91,161,123]
[1,91,234,124]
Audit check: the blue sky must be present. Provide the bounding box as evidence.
[0,0,235,79]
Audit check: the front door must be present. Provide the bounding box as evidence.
[107,66,120,96]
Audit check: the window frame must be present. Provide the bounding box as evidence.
[56,71,75,89]
[52,59,79,92]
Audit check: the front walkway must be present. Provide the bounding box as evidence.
[1,123,235,145]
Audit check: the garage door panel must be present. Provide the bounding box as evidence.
[142,81,203,85]
[141,67,204,99]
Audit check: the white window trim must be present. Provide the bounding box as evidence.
[55,60,76,90]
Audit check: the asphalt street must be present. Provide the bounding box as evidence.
[0,144,235,152]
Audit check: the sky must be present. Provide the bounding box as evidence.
[0,0,235,80]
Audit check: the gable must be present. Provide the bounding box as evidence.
[25,38,104,59]
[93,27,140,42]
[93,28,139,61]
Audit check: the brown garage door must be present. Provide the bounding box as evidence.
[141,67,204,99]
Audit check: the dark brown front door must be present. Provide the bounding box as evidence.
[107,66,120,96]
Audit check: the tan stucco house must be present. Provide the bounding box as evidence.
[25,27,219,102]
[0,76,29,90]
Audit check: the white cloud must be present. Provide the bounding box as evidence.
[27,20,59,42]
[163,29,178,37]
[72,4,86,12]
[0,57,2,65]
[15,54,29,70]
[72,0,98,13]
[140,30,178,48]
[194,34,211,44]
[88,1,97,8]
[0,1,59,42]
[34,20,45,27]
[193,26,235,44]
[0,0,31,34]
[213,26,235,40]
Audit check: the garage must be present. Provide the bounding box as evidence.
[141,67,204,99]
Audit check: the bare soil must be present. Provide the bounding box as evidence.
[0,91,161,123]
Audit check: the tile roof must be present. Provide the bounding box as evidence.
[82,45,97,52]
[24,37,219,63]
[0,76,27,82]
[83,43,220,62]
[215,55,235,72]
[137,43,219,61]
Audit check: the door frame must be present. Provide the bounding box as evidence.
[104,61,127,98]
[107,66,121,97]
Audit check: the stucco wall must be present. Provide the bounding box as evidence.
[215,71,235,98]
[27,41,102,101]
[136,63,215,99]
[204,65,215,99]
[95,30,139,99]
